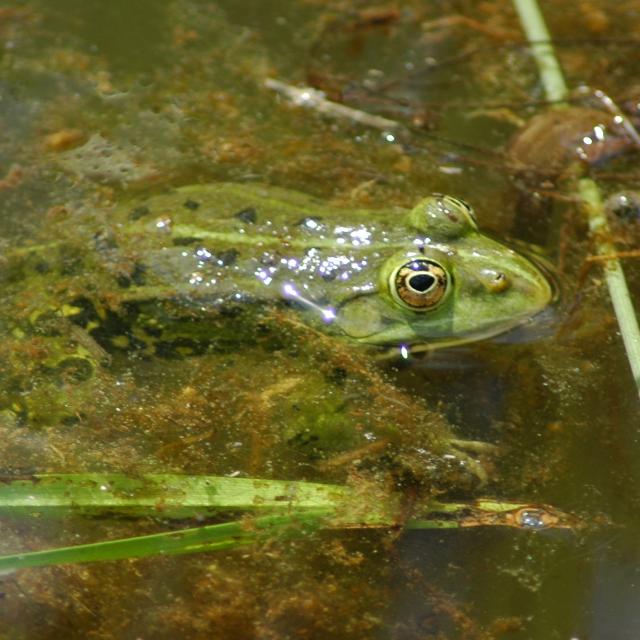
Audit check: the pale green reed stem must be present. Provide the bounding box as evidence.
[512,0,569,104]
[579,179,640,390]
[512,0,640,396]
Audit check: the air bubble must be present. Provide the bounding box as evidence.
[519,509,546,529]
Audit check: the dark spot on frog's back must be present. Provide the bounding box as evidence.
[183,199,200,211]
[173,237,201,246]
[116,262,147,288]
[234,207,257,224]
[320,270,338,282]
[66,296,99,328]
[171,243,240,262]
[218,248,239,266]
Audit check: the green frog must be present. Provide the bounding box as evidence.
[1,183,552,425]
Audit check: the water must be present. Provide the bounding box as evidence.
[1,0,640,637]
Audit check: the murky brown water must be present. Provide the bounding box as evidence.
[1,1,640,638]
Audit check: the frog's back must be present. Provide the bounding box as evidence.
[116,182,407,239]
[108,182,408,311]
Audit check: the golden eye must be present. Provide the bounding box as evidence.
[392,259,448,310]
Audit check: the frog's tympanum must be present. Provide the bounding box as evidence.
[2,183,552,424]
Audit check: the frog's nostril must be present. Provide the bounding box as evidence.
[490,272,510,293]
[479,269,511,294]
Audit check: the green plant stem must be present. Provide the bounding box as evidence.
[578,179,640,389]
[511,0,568,104]
[512,0,640,396]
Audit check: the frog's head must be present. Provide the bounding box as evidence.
[335,194,554,347]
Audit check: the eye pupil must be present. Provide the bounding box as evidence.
[408,273,435,292]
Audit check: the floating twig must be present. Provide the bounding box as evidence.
[264,77,406,134]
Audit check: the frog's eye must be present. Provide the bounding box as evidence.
[445,196,478,228]
[408,195,478,236]
[391,259,449,310]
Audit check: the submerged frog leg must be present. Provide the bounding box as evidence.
[264,307,392,388]
[2,308,108,426]
[247,376,306,475]
[315,440,392,471]
[449,438,500,455]
[264,308,493,489]
[2,342,103,426]
[446,439,500,486]
[442,447,490,487]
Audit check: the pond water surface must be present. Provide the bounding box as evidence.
[1,1,640,638]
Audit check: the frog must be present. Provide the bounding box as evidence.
[1,182,552,429]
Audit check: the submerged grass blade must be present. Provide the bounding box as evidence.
[0,474,574,527]
[512,0,640,396]
[0,513,327,571]
[0,474,351,519]
[0,505,575,571]
[0,474,578,571]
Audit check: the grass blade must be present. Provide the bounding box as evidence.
[0,473,578,571]
[511,0,568,104]
[0,513,325,571]
[0,473,351,519]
